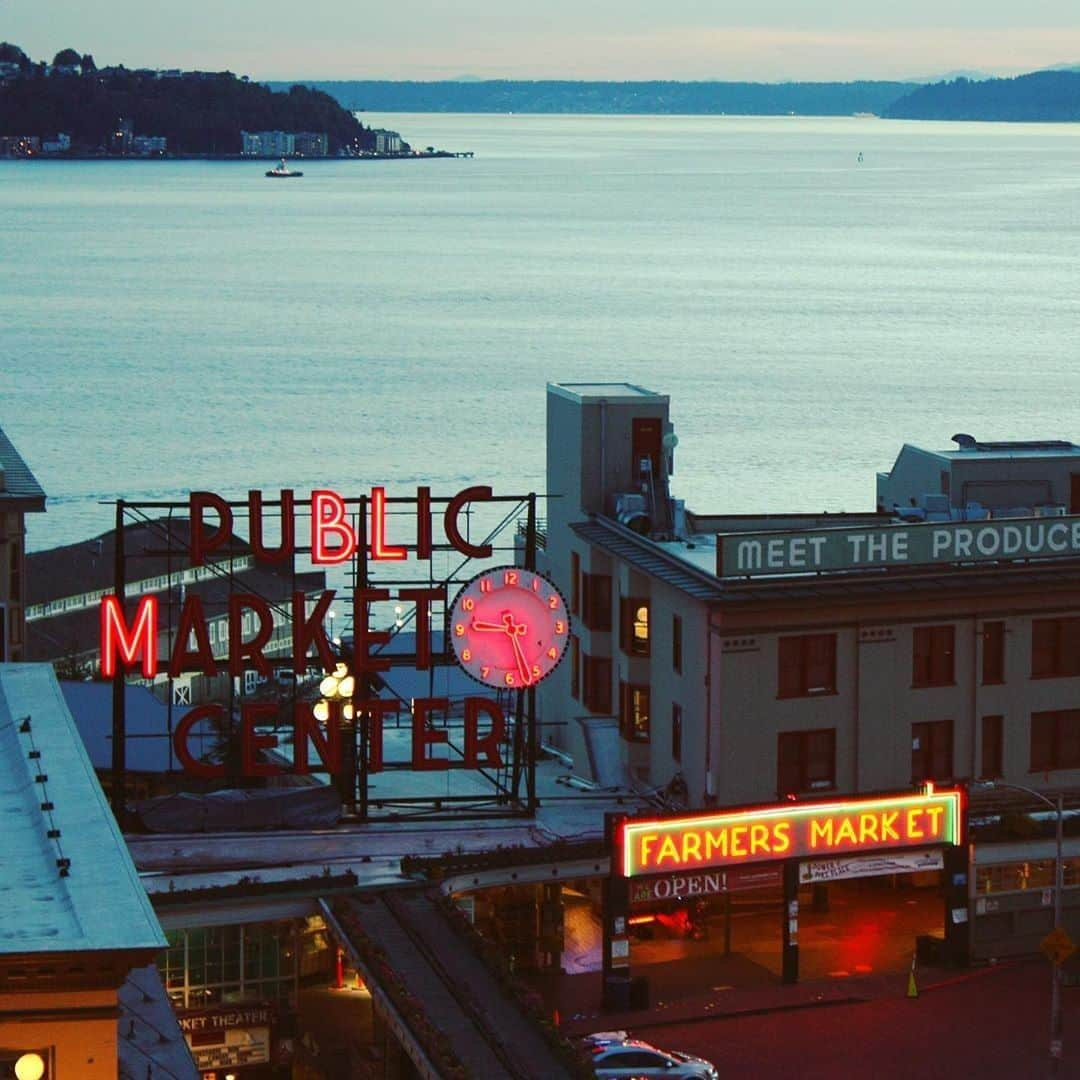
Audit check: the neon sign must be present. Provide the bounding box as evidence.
[619,788,963,877]
[98,486,552,780]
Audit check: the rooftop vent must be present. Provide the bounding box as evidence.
[952,433,977,450]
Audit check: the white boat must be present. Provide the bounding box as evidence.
[265,158,303,178]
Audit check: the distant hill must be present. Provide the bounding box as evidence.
[885,70,1080,121]
[0,42,372,154]
[269,79,915,117]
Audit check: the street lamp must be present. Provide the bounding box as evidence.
[315,662,356,810]
[973,779,1066,1074]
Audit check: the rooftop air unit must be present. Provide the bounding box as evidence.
[615,492,651,535]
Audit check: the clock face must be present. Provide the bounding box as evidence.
[450,567,570,689]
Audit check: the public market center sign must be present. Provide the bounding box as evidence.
[717,514,1080,578]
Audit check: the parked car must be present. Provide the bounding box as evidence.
[584,1032,719,1079]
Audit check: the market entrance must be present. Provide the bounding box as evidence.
[603,787,966,1004]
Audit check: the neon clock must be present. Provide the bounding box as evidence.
[450,567,570,689]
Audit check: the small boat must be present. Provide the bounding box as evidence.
[265,158,303,178]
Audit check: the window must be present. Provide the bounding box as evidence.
[777,729,836,796]
[672,703,682,762]
[582,653,612,714]
[569,634,580,700]
[1032,618,1080,679]
[673,615,682,674]
[778,634,836,698]
[1031,709,1080,772]
[581,572,612,632]
[619,682,650,742]
[912,720,953,783]
[570,552,580,616]
[982,621,1005,685]
[913,625,955,687]
[981,714,1003,779]
[620,597,650,657]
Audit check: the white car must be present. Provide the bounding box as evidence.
[585,1033,719,1079]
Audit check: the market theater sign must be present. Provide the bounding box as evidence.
[717,515,1080,578]
[96,486,523,778]
[618,788,963,877]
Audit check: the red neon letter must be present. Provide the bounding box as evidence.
[370,486,406,561]
[311,489,357,565]
[411,698,450,770]
[353,589,391,673]
[464,697,505,768]
[241,703,284,778]
[173,705,226,778]
[100,595,158,678]
[444,486,493,559]
[416,486,433,560]
[398,587,445,670]
[355,699,398,774]
[168,593,216,677]
[228,594,275,678]
[248,489,295,562]
[292,590,337,675]
[190,491,233,566]
[293,701,341,775]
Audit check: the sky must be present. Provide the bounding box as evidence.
[3,0,1079,82]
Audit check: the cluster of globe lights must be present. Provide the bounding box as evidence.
[314,663,355,724]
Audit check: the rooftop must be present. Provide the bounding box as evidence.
[924,436,1080,461]
[0,664,165,955]
[547,381,667,404]
[0,425,46,511]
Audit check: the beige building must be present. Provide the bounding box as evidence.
[0,664,192,1077]
[540,383,1080,957]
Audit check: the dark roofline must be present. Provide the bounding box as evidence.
[0,425,46,511]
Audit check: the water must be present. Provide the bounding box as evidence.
[4,113,1080,552]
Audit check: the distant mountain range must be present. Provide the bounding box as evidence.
[267,80,914,117]
[270,70,1080,122]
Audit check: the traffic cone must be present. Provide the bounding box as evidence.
[907,952,918,999]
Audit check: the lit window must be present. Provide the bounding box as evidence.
[620,597,650,657]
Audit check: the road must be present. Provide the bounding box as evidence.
[633,957,1080,1079]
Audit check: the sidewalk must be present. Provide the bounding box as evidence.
[550,955,1022,1037]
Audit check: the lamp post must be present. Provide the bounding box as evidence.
[315,663,355,811]
[974,779,1065,1074]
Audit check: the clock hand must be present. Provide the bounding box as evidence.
[509,629,533,686]
[471,619,510,633]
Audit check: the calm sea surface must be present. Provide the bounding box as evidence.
[3,113,1080,553]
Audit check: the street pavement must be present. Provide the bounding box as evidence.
[569,956,1080,1078]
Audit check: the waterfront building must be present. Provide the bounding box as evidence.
[292,131,328,157]
[130,134,167,156]
[40,133,71,154]
[241,130,296,157]
[539,382,1080,960]
[371,129,404,155]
